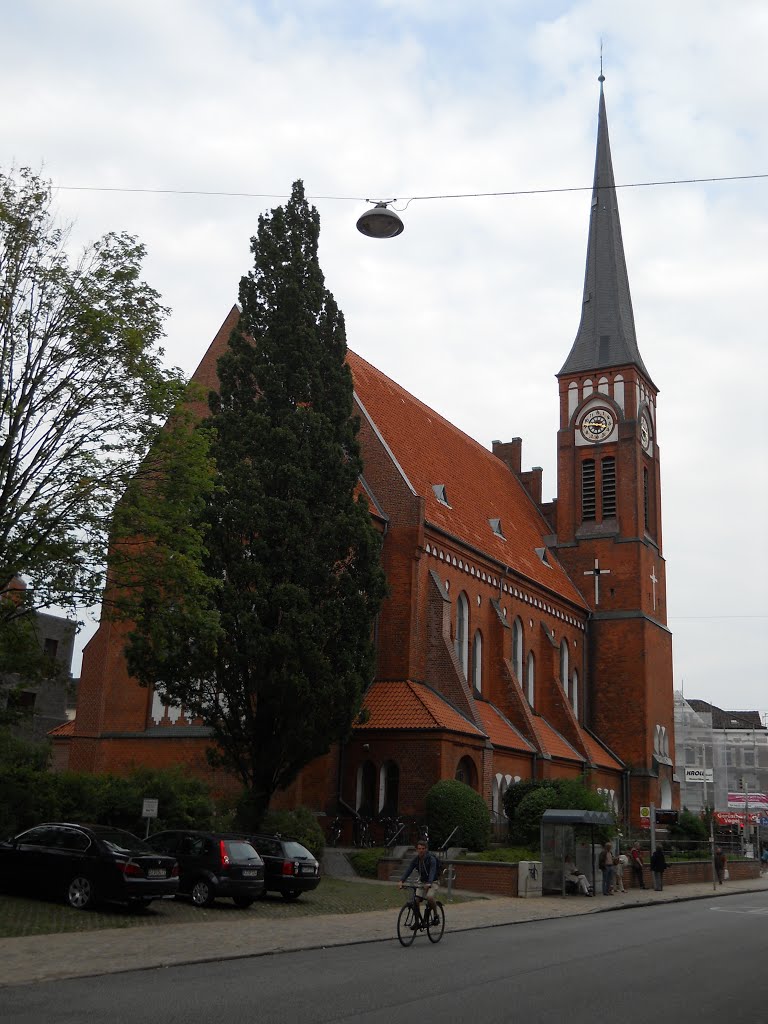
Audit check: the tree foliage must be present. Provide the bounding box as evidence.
[125,181,387,825]
[0,167,187,623]
[504,777,615,846]
[426,778,490,851]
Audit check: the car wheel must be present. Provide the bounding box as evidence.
[191,878,216,907]
[233,895,255,909]
[281,889,301,901]
[66,876,96,910]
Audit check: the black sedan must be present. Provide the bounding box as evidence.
[0,822,179,910]
[245,833,321,900]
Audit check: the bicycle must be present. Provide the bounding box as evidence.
[396,883,445,947]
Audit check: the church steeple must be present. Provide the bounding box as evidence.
[559,77,652,383]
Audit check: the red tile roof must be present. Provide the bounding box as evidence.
[359,681,484,737]
[583,731,624,770]
[48,719,75,737]
[530,716,584,763]
[475,702,534,753]
[347,351,586,607]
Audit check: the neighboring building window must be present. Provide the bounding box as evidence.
[471,630,483,694]
[560,639,569,690]
[526,652,535,707]
[601,456,616,518]
[43,638,58,660]
[455,592,469,677]
[582,459,596,521]
[512,617,524,683]
[378,760,399,816]
[572,670,579,716]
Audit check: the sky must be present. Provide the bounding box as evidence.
[3,0,766,715]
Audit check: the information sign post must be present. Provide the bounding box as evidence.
[142,798,159,838]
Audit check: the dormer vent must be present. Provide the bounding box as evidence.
[535,546,551,566]
[489,518,505,539]
[432,484,451,507]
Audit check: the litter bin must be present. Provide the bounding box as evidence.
[518,860,542,898]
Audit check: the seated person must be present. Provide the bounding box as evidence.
[564,855,591,895]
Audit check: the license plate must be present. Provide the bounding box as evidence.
[242,869,258,877]
[147,869,167,878]
[301,866,315,875]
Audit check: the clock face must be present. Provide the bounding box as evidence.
[640,415,651,452]
[580,408,615,442]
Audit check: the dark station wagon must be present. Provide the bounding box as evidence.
[146,830,265,908]
[244,834,321,900]
[0,822,179,909]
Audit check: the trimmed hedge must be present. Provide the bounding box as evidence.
[259,806,325,859]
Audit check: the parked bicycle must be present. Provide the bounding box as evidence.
[396,883,445,946]
[328,816,342,847]
[353,816,374,848]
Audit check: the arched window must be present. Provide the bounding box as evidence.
[560,639,569,690]
[644,468,650,531]
[356,760,377,817]
[572,670,579,716]
[512,617,523,683]
[471,630,483,693]
[526,652,535,707]
[455,756,478,789]
[378,760,399,816]
[455,592,469,677]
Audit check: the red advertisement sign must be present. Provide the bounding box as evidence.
[714,811,762,825]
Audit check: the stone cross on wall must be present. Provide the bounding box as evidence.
[584,557,611,605]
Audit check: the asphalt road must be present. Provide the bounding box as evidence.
[6,892,767,1023]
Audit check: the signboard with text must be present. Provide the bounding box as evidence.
[714,811,762,826]
[684,767,713,783]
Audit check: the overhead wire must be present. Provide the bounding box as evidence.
[53,172,768,206]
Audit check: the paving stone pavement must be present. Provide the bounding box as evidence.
[2,875,767,988]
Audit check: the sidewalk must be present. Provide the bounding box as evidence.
[2,875,767,988]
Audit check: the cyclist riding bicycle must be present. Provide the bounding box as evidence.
[398,838,439,925]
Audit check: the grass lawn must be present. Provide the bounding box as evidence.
[0,878,475,939]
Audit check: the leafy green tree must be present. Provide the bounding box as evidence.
[0,167,187,623]
[506,777,615,846]
[126,181,387,826]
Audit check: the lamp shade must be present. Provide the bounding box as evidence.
[356,203,404,239]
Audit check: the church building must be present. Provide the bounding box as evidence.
[59,80,678,831]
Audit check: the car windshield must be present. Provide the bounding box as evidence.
[226,841,261,862]
[283,841,313,860]
[96,829,154,855]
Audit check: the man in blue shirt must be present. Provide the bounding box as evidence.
[399,839,439,925]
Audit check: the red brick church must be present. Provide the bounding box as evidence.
[56,81,678,830]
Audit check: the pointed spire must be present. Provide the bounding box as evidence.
[559,77,652,382]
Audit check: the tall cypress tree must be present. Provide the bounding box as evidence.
[127,182,386,824]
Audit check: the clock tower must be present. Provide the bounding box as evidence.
[551,76,677,820]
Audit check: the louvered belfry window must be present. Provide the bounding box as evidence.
[601,456,616,518]
[581,459,596,520]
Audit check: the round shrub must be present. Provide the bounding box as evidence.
[426,779,490,852]
[510,787,558,846]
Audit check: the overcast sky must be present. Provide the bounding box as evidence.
[3,1,766,716]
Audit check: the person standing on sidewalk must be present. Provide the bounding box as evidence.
[650,844,667,891]
[599,841,615,895]
[630,844,646,889]
[714,846,728,885]
[615,852,628,892]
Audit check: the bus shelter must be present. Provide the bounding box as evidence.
[540,809,615,896]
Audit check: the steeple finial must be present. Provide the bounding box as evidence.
[599,41,605,84]
[558,77,653,383]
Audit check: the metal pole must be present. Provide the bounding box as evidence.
[744,782,750,857]
[710,813,716,891]
[650,803,656,858]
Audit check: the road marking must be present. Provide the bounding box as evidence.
[709,906,768,915]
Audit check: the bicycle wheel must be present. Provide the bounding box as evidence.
[427,902,445,943]
[397,903,418,947]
